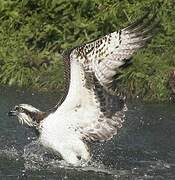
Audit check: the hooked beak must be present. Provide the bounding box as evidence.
[8,110,17,116]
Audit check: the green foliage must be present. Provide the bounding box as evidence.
[0,0,174,101]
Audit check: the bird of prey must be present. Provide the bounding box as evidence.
[8,14,158,166]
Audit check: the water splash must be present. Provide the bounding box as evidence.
[0,146,19,160]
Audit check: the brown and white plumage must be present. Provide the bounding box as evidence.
[8,14,158,166]
[60,14,157,142]
[71,14,157,93]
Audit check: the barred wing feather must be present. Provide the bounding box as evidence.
[67,14,158,142]
[71,14,158,94]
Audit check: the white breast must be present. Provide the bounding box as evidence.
[38,58,99,165]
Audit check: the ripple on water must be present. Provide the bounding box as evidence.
[1,140,175,179]
[1,87,175,179]
[15,140,175,180]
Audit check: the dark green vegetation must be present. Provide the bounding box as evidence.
[0,0,174,101]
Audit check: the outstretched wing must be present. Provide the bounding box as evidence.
[66,14,158,142]
[70,14,158,94]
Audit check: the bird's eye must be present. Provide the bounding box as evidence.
[14,106,19,111]
[15,106,24,112]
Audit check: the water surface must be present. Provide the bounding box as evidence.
[0,87,175,179]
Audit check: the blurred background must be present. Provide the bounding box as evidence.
[0,0,174,102]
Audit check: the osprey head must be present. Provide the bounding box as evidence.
[8,104,47,127]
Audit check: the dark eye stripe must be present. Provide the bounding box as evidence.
[15,106,24,112]
[15,106,37,121]
[15,106,20,111]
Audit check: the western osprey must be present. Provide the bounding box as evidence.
[8,14,158,166]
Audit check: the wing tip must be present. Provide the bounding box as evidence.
[123,12,160,33]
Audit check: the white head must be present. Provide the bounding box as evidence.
[8,104,47,127]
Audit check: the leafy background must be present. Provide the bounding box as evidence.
[0,0,174,101]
